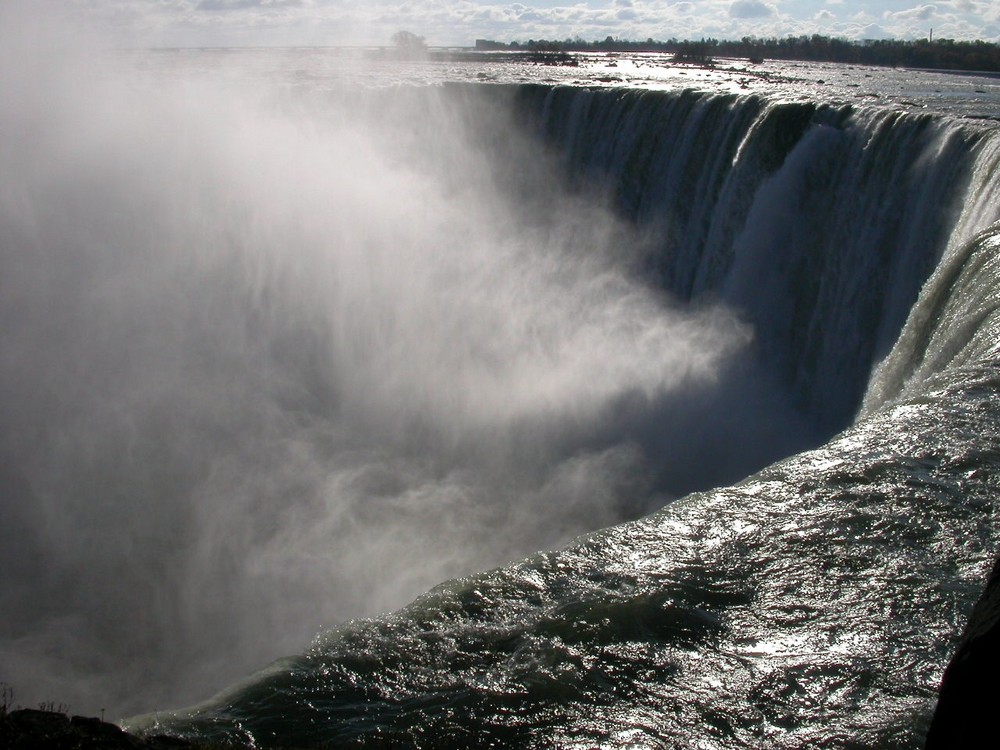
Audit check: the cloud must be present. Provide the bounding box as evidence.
[729,0,777,20]
[884,4,938,22]
[944,0,981,11]
[59,0,1000,47]
[197,0,303,9]
[858,22,893,38]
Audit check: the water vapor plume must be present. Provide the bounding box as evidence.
[0,7,812,718]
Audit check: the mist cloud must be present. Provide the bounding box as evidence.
[0,5,805,720]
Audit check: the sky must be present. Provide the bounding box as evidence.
[52,1,1000,53]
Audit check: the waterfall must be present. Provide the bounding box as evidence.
[3,29,1000,746]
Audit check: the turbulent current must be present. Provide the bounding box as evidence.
[3,19,1000,750]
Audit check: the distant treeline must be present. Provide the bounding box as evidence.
[474,35,1000,73]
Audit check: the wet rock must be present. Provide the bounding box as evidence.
[0,708,197,749]
[926,555,1000,748]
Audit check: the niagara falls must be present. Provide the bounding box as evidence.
[2,2,1000,748]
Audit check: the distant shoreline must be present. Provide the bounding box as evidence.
[118,38,1000,77]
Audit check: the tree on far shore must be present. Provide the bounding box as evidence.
[392,30,427,54]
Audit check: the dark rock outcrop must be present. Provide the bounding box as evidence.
[0,708,193,749]
[926,554,1000,748]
